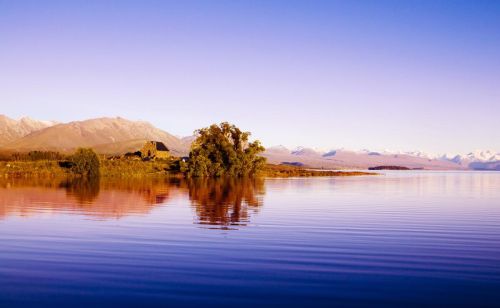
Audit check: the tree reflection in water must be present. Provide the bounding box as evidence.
[60,177,101,204]
[186,177,265,229]
[0,177,266,227]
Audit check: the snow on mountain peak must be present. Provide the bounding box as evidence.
[0,115,58,146]
[466,150,500,162]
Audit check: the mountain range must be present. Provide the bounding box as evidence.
[0,115,498,170]
[0,115,57,146]
[263,146,500,171]
[0,115,189,156]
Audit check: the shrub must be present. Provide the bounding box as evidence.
[69,148,101,177]
[186,122,266,177]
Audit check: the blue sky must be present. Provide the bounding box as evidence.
[0,0,499,154]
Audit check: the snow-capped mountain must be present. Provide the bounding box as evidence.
[440,150,500,163]
[465,150,500,162]
[263,146,499,170]
[266,145,292,155]
[438,150,500,170]
[290,146,323,157]
[0,115,57,146]
[402,151,435,159]
[263,146,464,170]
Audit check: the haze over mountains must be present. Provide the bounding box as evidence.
[0,115,498,170]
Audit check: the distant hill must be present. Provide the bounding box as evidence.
[92,139,159,155]
[439,150,500,170]
[0,115,56,146]
[262,147,467,170]
[2,117,189,156]
[180,135,196,149]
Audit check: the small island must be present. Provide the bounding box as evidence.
[368,165,411,170]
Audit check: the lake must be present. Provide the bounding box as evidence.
[1,172,499,307]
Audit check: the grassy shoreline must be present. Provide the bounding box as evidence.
[0,160,375,179]
[261,164,374,177]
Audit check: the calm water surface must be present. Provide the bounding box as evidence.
[1,172,499,307]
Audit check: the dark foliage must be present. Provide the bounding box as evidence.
[186,122,266,177]
[69,148,101,177]
[368,165,410,170]
[11,151,65,161]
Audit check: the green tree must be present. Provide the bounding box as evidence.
[70,148,101,177]
[186,122,266,177]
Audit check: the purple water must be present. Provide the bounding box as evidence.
[1,172,499,307]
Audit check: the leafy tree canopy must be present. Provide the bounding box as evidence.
[185,122,266,177]
[70,148,101,178]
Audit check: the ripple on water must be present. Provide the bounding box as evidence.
[1,172,500,306]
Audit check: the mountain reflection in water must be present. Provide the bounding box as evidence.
[0,177,265,228]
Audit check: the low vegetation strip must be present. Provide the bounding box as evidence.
[0,160,174,179]
[0,161,69,178]
[261,164,374,177]
[0,160,374,178]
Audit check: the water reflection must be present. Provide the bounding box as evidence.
[0,177,265,227]
[60,177,101,204]
[187,177,265,228]
[2,173,500,306]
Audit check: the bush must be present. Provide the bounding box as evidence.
[69,148,101,177]
[186,122,266,177]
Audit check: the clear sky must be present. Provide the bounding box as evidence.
[1,0,499,155]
